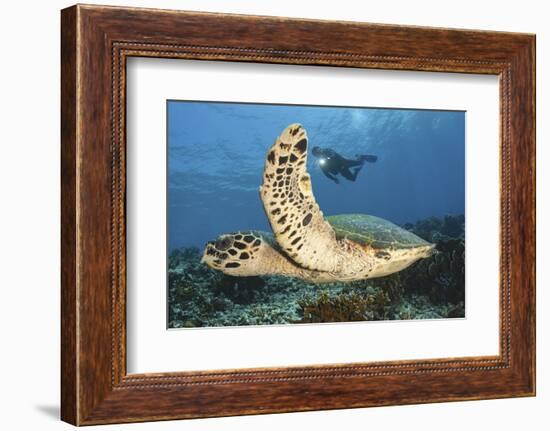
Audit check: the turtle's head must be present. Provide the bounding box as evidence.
[201,231,266,276]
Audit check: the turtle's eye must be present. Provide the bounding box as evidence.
[215,236,232,251]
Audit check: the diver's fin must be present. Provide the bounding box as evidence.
[360,154,378,163]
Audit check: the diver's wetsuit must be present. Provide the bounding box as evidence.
[312,147,377,184]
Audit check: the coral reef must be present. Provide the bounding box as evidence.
[401,216,465,305]
[297,280,400,323]
[168,214,465,328]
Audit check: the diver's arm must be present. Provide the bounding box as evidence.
[321,168,339,184]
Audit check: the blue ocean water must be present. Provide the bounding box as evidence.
[167,101,465,250]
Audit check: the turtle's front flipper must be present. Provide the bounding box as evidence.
[260,124,343,272]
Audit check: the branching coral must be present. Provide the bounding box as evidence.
[297,283,401,323]
[298,291,376,323]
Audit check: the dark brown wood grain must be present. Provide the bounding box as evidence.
[61,4,536,425]
[60,5,78,425]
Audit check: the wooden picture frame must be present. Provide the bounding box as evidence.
[61,4,535,425]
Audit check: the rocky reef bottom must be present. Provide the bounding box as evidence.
[168,215,465,328]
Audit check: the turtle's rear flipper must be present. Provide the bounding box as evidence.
[260,124,343,273]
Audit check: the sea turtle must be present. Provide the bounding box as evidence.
[201,124,435,283]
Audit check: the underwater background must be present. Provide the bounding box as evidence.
[167,101,465,328]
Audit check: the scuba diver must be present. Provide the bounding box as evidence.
[311,146,377,184]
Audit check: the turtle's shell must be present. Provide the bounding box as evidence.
[326,214,431,250]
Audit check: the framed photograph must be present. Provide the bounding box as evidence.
[61,4,535,425]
